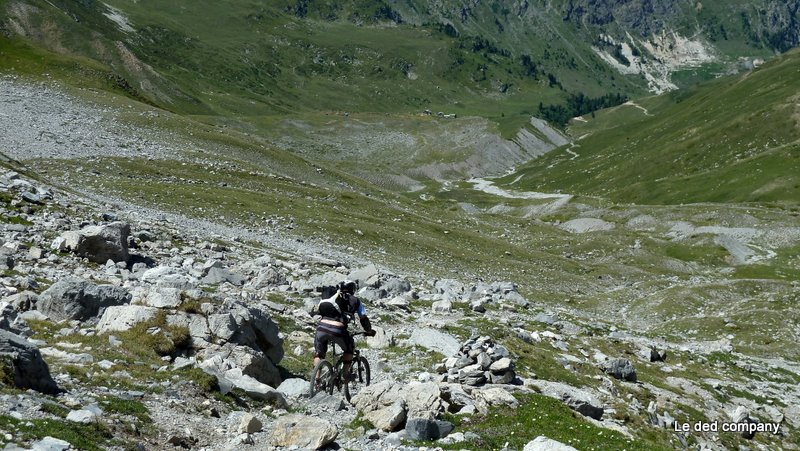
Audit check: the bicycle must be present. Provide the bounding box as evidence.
[309,331,371,402]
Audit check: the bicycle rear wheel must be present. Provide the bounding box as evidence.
[309,360,334,398]
[342,356,371,402]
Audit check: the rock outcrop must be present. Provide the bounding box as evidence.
[0,329,59,394]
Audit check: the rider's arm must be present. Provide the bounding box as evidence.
[355,300,376,336]
[359,315,375,335]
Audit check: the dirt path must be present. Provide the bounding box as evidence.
[623,101,653,116]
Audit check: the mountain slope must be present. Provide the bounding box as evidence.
[500,48,800,205]
[2,0,799,125]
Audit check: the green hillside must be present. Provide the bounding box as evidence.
[500,48,800,205]
[2,0,798,135]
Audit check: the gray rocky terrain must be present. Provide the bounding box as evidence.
[1,76,798,451]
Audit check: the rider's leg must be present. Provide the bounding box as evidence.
[313,329,329,371]
[342,352,353,380]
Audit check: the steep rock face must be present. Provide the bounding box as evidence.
[561,0,800,52]
[761,0,800,51]
[562,0,681,37]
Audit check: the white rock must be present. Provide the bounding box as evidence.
[66,404,102,424]
[276,378,310,398]
[523,435,579,451]
[409,328,460,357]
[97,305,159,333]
[142,287,182,308]
[270,414,338,449]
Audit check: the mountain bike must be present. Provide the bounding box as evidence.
[309,331,371,402]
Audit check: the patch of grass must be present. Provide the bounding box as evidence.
[99,396,152,423]
[177,297,204,314]
[0,216,33,226]
[0,415,113,451]
[347,413,375,431]
[121,311,191,357]
[436,393,673,451]
[0,356,14,387]
[179,367,220,394]
[38,402,69,418]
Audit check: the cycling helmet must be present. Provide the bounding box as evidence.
[340,280,358,294]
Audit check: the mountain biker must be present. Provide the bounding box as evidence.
[313,280,376,380]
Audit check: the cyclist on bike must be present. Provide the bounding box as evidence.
[313,280,376,380]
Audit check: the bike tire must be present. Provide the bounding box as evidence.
[309,360,334,398]
[333,358,346,394]
[343,356,371,402]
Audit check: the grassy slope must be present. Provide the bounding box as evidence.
[500,48,800,205]
[0,0,646,131]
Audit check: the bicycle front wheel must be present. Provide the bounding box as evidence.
[343,356,371,402]
[309,360,334,398]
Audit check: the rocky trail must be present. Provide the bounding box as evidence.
[0,77,798,451]
[1,165,798,451]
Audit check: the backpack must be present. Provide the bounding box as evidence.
[319,285,338,299]
[318,292,342,315]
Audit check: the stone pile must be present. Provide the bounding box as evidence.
[438,336,516,386]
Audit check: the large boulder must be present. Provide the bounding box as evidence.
[270,414,338,449]
[352,381,448,430]
[365,327,395,349]
[199,355,287,406]
[247,267,287,290]
[38,278,131,321]
[136,287,182,309]
[201,267,245,286]
[381,277,412,296]
[0,329,59,394]
[365,399,407,432]
[433,279,466,301]
[528,380,604,420]
[54,222,130,263]
[97,305,159,333]
[409,328,461,357]
[166,312,211,346]
[276,378,309,398]
[352,381,407,431]
[348,264,381,287]
[600,358,637,382]
[405,418,454,441]
[214,303,283,365]
[404,382,447,420]
[473,386,520,415]
[200,346,282,389]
